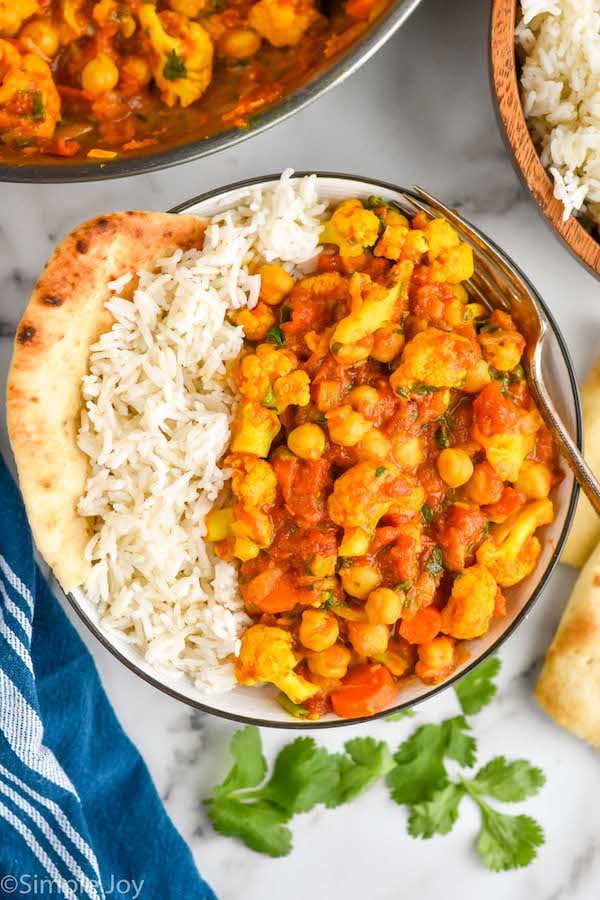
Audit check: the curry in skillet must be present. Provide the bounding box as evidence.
[0,0,384,161]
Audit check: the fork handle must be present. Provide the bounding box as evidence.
[533,376,600,515]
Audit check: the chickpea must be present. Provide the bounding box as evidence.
[306,643,351,678]
[371,324,405,363]
[515,460,552,500]
[258,263,294,305]
[331,336,374,364]
[121,56,152,87]
[299,609,339,652]
[218,27,262,59]
[287,423,325,461]
[365,587,402,625]
[20,19,59,58]
[437,448,474,488]
[309,552,337,577]
[339,527,371,557]
[81,54,119,96]
[326,405,372,447]
[466,461,504,505]
[347,622,389,657]
[356,428,391,461]
[348,385,379,418]
[415,635,455,682]
[392,435,424,470]
[340,564,380,600]
[464,358,491,394]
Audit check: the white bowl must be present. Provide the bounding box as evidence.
[67,174,581,728]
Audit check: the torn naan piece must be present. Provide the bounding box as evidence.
[536,540,600,748]
[562,355,600,569]
[6,211,206,591]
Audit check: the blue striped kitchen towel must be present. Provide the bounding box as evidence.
[0,452,216,900]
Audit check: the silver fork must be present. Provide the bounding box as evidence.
[395,187,600,515]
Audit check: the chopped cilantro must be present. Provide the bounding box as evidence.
[265,325,284,346]
[435,421,451,449]
[425,546,444,578]
[163,49,187,80]
[375,466,386,477]
[260,385,276,408]
[31,91,45,122]
[420,504,434,525]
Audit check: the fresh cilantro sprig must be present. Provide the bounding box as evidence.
[405,755,545,871]
[455,656,501,715]
[208,657,546,871]
[207,728,394,856]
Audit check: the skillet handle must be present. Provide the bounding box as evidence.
[530,369,600,516]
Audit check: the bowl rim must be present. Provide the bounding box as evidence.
[64,171,582,728]
[489,0,600,280]
[0,0,422,184]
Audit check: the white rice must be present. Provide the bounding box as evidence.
[517,0,600,224]
[77,169,327,693]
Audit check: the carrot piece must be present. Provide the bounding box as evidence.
[243,567,313,614]
[399,606,442,645]
[330,663,396,719]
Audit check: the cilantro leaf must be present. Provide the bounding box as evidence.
[387,717,474,806]
[420,504,434,525]
[327,738,394,808]
[31,91,45,121]
[207,796,292,858]
[214,725,266,798]
[454,656,501,715]
[445,716,476,768]
[163,49,187,80]
[260,737,340,814]
[387,723,451,805]
[408,783,465,839]
[435,421,451,448]
[476,806,544,872]
[265,325,284,346]
[385,709,415,721]
[472,757,545,803]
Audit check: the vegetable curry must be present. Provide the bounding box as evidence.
[0,0,384,162]
[207,197,560,720]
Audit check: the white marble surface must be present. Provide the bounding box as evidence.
[2,0,600,896]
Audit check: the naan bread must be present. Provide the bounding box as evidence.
[7,211,206,591]
[536,540,600,748]
[561,355,600,568]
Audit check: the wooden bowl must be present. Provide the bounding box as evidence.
[490,0,600,278]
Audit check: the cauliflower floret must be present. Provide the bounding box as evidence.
[0,42,60,141]
[415,635,456,684]
[230,504,273,561]
[478,312,526,372]
[390,326,479,393]
[230,400,281,457]
[233,344,297,402]
[374,222,409,260]
[0,0,38,36]
[429,243,474,284]
[328,462,400,533]
[323,198,381,257]
[235,624,319,703]
[476,499,554,588]
[229,454,278,508]
[233,302,276,342]
[273,369,310,412]
[248,0,319,47]
[330,274,401,347]
[424,218,460,259]
[480,431,536,483]
[441,564,497,640]
[138,6,213,107]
